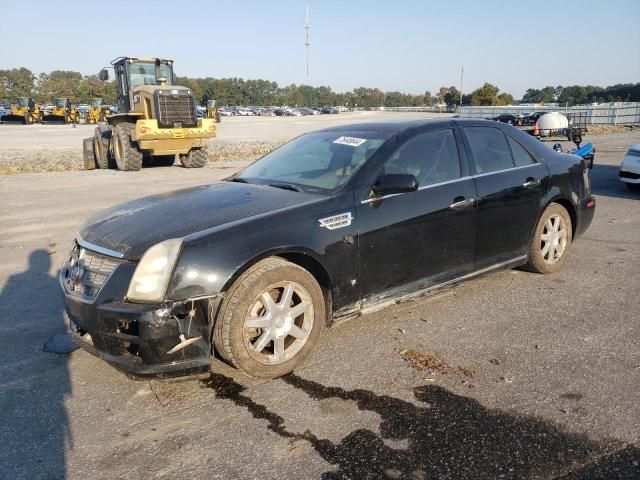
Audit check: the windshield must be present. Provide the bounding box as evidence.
[17,98,28,107]
[128,62,173,87]
[91,98,103,107]
[54,98,66,107]
[236,130,391,192]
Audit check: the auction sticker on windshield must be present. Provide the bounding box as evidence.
[333,136,367,147]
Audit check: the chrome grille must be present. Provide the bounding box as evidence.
[62,243,123,302]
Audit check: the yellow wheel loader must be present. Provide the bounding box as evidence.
[43,98,81,124]
[85,98,111,124]
[205,99,221,123]
[84,57,216,171]
[1,97,43,124]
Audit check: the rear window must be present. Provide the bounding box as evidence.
[506,136,537,166]
[463,127,514,174]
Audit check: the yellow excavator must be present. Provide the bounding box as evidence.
[84,56,216,171]
[43,98,81,124]
[204,99,221,123]
[85,98,111,124]
[1,97,43,124]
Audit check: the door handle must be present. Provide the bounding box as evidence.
[523,177,541,188]
[449,197,475,210]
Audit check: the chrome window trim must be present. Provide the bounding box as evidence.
[472,162,539,179]
[77,238,125,259]
[360,176,473,204]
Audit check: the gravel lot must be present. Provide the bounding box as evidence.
[0,111,453,174]
[0,115,639,479]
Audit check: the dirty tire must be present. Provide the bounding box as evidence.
[525,203,573,274]
[93,127,113,169]
[213,257,325,378]
[24,112,32,125]
[83,138,96,170]
[180,148,208,168]
[113,123,143,171]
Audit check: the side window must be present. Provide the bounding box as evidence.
[383,129,461,187]
[506,136,537,166]
[463,127,514,174]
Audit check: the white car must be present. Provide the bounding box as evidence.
[620,143,640,191]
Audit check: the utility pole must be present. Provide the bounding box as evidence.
[305,4,310,83]
[460,66,464,108]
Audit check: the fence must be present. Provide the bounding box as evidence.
[456,102,640,125]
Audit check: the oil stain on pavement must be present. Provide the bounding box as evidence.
[200,372,639,479]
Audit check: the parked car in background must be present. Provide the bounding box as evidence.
[491,114,521,125]
[524,111,548,126]
[60,119,595,379]
[620,143,640,191]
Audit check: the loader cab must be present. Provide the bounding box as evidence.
[110,57,175,114]
[91,98,103,108]
[16,97,30,108]
[54,98,70,109]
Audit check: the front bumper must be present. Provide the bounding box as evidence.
[61,265,213,377]
[133,118,216,155]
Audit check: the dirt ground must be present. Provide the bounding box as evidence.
[0,115,639,479]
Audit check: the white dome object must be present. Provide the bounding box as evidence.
[537,112,569,133]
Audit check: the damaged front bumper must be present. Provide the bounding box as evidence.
[65,298,212,377]
[60,246,215,377]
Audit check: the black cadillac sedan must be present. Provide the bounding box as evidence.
[60,119,595,378]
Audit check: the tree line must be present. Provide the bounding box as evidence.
[1,67,638,107]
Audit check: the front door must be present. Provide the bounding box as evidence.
[356,128,478,303]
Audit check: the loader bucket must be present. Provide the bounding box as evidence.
[42,114,67,124]
[0,114,27,124]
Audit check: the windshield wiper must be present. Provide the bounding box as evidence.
[268,183,301,192]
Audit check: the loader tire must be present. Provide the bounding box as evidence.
[113,123,143,171]
[93,127,113,169]
[24,113,32,125]
[179,147,208,168]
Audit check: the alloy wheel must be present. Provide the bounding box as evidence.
[541,214,568,264]
[243,281,314,365]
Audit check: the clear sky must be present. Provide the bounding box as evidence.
[1,0,638,98]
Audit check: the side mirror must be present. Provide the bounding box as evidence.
[99,69,109,81]
[371,173,418,197]
[172,73,177,84]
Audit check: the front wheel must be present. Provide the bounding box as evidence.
[113,123,143,171]
[525,203,573,274]
[213,258,325,378]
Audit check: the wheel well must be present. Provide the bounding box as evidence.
[550,198,577,239]
[222,252,335,323]
[278,253,334,323]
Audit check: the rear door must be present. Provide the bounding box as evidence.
[462,126,547,268]
[356,128,477,298]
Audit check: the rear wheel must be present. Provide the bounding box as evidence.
[213,258,325,378]
[93,127,113,169]
[525,203,573,274]
[113,123,143,171]
[179,147,208,168]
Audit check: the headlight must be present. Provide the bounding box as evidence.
[126,238,182,303]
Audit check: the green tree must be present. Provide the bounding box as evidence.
[470,83,501,106]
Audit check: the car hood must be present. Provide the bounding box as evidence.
[80,182,322,260]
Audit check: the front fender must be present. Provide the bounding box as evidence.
[165,193,358,308]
